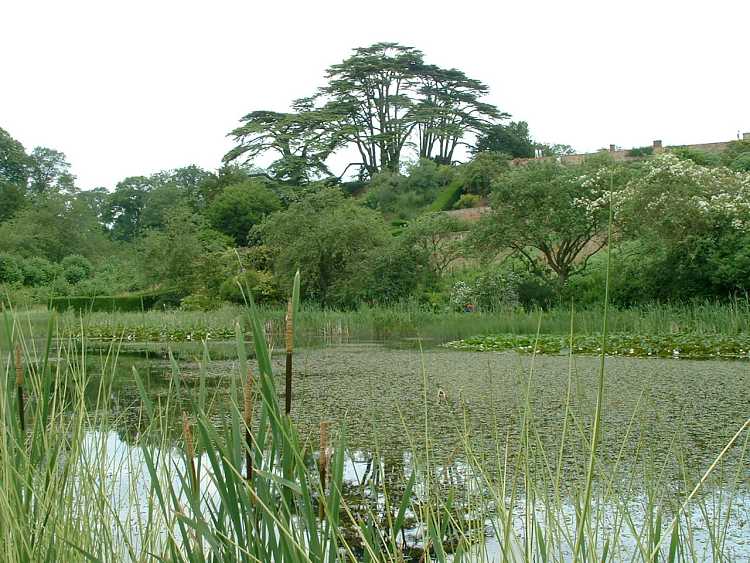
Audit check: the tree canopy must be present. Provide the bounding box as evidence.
[226,43,506,182]
[471,158,617,287]
[256,188,390,306]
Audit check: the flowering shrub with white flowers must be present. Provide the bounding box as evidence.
[614,154,750,239]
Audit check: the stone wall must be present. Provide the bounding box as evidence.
[512,134,749,166]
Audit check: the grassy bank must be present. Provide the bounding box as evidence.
[4,300,750,348]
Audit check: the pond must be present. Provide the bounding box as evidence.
[76,338,750,560]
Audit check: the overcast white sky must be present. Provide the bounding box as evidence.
[1,0,748,189]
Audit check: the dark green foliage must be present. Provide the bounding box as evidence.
[730,152,750,172]
[104,176,158,241]
[27,147,76,195]
[516,275,558,309]
[475,121,535,158]
[228,43,503,179]
[21,257,57,286]
[257,188,391,307]
[224,108,334,183]
[460,152,509,196]
[60,254,93,284]
[721,140,750,165]
[218,269,280,304]
[0,193,109,261]
[470,158,615,288]
[140,206,232,296]
[670,146,722,166]
[367,159,456,218]
[0,127,29,186]
[49,289,179,312]
[0,182,26,223]
[626,146,654,157]
[0,254,23,285]
[566,227,750,307]
[353,241,434,304]
[206,181,280,245]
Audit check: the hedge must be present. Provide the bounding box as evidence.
[49,290,180,313]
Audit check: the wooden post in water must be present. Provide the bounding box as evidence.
[14,345,25,434]
[285,299,293,416]
[319,420,330,519]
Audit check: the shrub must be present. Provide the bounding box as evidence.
[449,267,520,311]
[516,276,558,309]
[61,254,93,284]
[626,146,653,157]
[21,257,57,286]
[730,152,750,172]
[453,194,482,209]
[0,254,24,286]
[367,160,456,218]
[179,293,221,311]
[219,270,280,305]
[357,242,434,305]
[460,152,509,196]
[670,146,721,167]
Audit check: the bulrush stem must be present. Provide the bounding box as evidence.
[243,368,254,485]
[15,344,25,434]
[182,412,198,496]
[285,298,294,416]
[319,420,330,519]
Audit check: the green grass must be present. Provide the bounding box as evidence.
[5,300,749,349]
[1,297,748,561]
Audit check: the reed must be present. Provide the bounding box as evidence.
[243,366,254,483]
[14,343,24,433]
[285,298,293,415]
[0,284,747,561]
[182,412,199,496]
[319,419,330,519]
[30,298,750,353]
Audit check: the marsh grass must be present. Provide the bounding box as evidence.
[7,298,745,351]
[0,293,748,561]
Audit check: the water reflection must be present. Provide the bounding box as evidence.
[74,340,749,560]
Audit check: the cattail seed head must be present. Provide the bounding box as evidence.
[14,344,24,387]
[243,367,254,428]
[182,412,195,460]
[285,298,294,354]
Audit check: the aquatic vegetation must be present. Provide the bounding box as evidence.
[444,332,750,359]
[1,295,749,561]
[37,299,750,346]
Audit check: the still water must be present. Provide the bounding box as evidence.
[81,340,750,560]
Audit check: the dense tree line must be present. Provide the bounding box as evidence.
[2,43,750,311]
